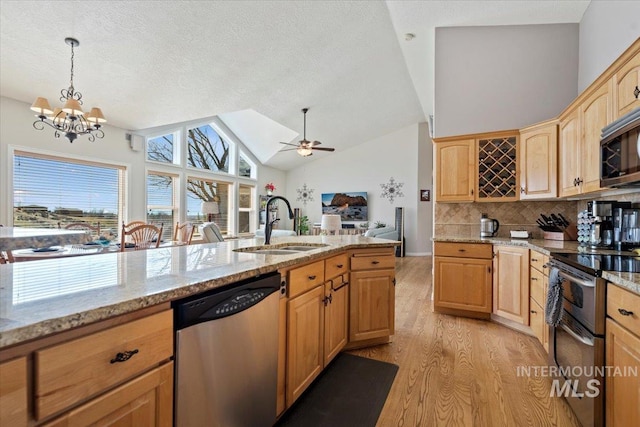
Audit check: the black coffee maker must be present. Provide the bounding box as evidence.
[588,201,615,248]
[613,203,640,251]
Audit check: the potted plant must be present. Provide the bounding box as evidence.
[297,215,310,235]
[265,182,276,196]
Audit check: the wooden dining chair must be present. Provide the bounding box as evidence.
[120,223,163,251]
[122,220,147,231]
[59,221,101,238]
[174,222,195,245]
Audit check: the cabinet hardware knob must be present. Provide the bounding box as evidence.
[521,187,525,194]
[371,260,380,265]
[618,308,634,316]
[392,278,396,286]
[336,264,343,268]
[110,349,139,364]
[458,249,466,252]
[573,178,577,186]
[531,258,538,262]
[530,310,537,314]
[542,264,548,269]
[531,277,538,281]
[308,275,316,280]
[487,266,491,273]
[577,177,583,185]
[634,85,639,99]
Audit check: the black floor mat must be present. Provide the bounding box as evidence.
[275,353,399,427]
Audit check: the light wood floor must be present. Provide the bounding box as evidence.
[349,257,581,427]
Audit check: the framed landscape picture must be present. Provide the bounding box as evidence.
[321,192,368,221]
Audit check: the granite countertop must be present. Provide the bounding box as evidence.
[0,235,398,349]
[433,236,640,296]
[0,227,92,251]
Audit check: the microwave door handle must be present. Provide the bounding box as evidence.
[560,322,595,347]
[558,271,595,288]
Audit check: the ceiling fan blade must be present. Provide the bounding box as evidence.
[310,140,322,146]
[279,142,300,147]
[311,147,335,152]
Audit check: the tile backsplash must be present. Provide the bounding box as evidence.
[434,200,578,239]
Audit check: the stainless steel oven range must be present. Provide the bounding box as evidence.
[549,252,640,427]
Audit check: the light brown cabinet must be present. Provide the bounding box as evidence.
[285,255,350,407]
[434,139,475,202]
[519,120,558,199]
[581,81,612,193]
[43,362,173,427]
[349,250,395,343]
[529,250,549,351]
[433,242,492,316]
[493,245,530,325]
[613,49,640,119]
[0,357,27,427]
[558,107,581,198]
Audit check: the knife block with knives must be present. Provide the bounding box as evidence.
[537,213,578,241]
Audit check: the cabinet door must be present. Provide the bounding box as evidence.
[44,362,173,427]
[349,269,395,342]
[433,256,492,313]
[519,122,557,199]
[435,140,475,202]
[558,109,581,198]
[324,278,348,366]
[0,357,27,427]
[606,318,640,427]
[286,286,324,406]
[529,298,548,351]
[614,51,640,119]
[493,246,530,325]
[277,296,287,416]
[581,81,612,193]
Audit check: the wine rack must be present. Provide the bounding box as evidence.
[477,136,518,200]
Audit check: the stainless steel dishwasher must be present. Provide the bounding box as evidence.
[174,272,281,427]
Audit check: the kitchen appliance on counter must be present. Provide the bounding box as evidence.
[480,214,499,237]
[587,201,615,248]
[173,272,281,427]
[613,204,640,251]
[549,251,640,427]
[601,107,640,188]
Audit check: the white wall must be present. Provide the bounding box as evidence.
[0,96,286,229]
[285,123,431,255]
[578,1,640,92]
[434,24,579,137]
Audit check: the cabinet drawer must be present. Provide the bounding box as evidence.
[434,242,492,259]
[530,251,548,274]
[607,284,640,337]
[289,260,325,298]
[351,254,395,271]
[530,266,545,307]
[325,253,348,280]
[35,310,173,420]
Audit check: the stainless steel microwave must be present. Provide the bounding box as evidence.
[601,107,640,187]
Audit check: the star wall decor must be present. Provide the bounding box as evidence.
[296,183,315,206]
[380,177,404,203]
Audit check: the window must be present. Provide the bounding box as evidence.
[147,132,178,165]
[238,151,255,178]
[13,151,125,239]
[147,172,178,240]
[187,177,231,235]
[187,124,229,173]
[238,184,255,234]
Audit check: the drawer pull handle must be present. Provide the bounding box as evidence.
[531,277,538,281]
[458,249,466,252]
[371,260,380,265]
[530,310,537,314]
[531,258,539,262]
[308,275,317,280]
[618,308,634,316]
[110,349,139,364]
[542,264,548,269]
[336,264,344,268]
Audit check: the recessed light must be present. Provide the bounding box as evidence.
[404,33,416,41]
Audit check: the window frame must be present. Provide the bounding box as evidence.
[185,121,235,176]
[145,130,181,167]
[146,169,180,240]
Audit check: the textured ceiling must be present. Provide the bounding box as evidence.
[0,1,589,170]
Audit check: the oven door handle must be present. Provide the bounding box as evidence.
[558,270,595,288]
[560,322,595,347]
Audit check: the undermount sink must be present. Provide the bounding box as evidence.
[234,243,328,255]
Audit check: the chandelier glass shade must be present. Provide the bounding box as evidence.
[296,145,312,157]
[31,38,106,143]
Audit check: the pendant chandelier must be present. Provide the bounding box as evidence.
[30,37,106,143]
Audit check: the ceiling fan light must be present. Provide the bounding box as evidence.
[297,146,312,157]
[30,97,53,115]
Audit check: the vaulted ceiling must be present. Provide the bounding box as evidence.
[0,1,589,170]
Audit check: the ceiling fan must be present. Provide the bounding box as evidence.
[279,108,335,157]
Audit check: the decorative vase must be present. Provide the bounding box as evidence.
[267,190,272,196]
